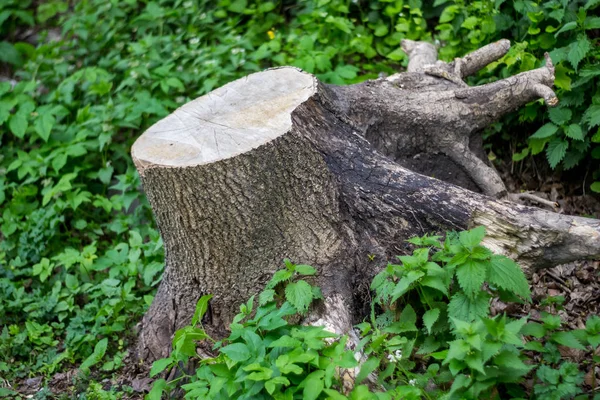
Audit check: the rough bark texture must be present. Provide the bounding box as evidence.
[132,40,600,363]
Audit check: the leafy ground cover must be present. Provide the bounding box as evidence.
[0,0,599,398]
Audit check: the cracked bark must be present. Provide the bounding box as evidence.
[131,40,600,363]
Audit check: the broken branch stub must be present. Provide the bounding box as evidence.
[132,40,598,363]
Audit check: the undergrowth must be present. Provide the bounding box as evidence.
[0,0,599,398]
[148,227,600,400]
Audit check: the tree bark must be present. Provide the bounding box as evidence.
[131,40,600,363]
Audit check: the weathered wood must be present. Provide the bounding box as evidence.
[131,40,599,363]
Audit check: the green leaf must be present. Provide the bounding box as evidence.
[458,226,486,249]
[554,21,577,37]
[521,322,546,338]
[584,16,600,30]
[591,182,600,193]
[488,255,530,299]
[423,308,440,334]
[390,270,424,302]
[583,105,600,128]
[269,335,301,348]
[551,331,586,350]
[356,357,379,384]
[585,0,600,9]
[564,124,584,141]
[568,36,591,70]
[546,137,569,168]
[548,108,572,126]
[80,338,108,371]
[266,269,293,288]
[220,343,251,362]
[150,357,173,377]
[448,292,489,322]
[191,295,213,326]
[8,112,28,138]
[285,280,313,313]
[456,259,487,297]
[259,289,275,305]
[294,264,316,276]
[146,379,167,400]
[34,113,55,141]
[530,123,558,139]
[303,370,325,400]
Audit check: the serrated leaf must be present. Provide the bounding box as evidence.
[546,137,569,168]
[584,16,600,29]
[564,124,584,140]
[458,226,486,249]
[568,36,591,70]
[583,105,600,128]
[456,259,487,297]
[266,269,293,288]
[259,289,275,305]
[521,322,546,338]
[530,123,559,139]
[150,357,173,377]
[390,270,424,302]
[488,255,531,299]
[423,308,440,334]
[585,0,600,9]
[551,331,586,350]
[285,280,313,313]
[448,292,489,322]
[294,264,316,276]
[548,107,572,126]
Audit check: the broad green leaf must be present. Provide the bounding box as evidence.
[458,226,486,249]
[530,123,558,139]
[34,113,55,141]
[448,292,489,322]
[567,36,591,70]
[390,270,424,302]
[303,370,325,400]
[456,259,487,297]
[488,255,530,299]
[8,112,28,138]
[146,379,167,400]
[220,343,251,362]
[591,182,600,193]
[521,322,546,338]
[294,264,316,276]
[150,357,173,377]
[356,357,379,384]
[546,137,569,168]
[285,280,313,313]
[583,105,600,128]
[564,124,584,140]
[548,107,572,126]
[551,331,586,350]
[554,21,577,37]
[585,0,600,9]
[423,308,440,334]
[584,16,600,30]
[266,269,293,288]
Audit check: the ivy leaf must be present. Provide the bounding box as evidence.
[546,137,569,168]
[423,308,440,334]
[548,107,572,126]
[456,259,487,297]
[488,255,531,300]
[567,36,591,71]
[285,281,313,314]
[530,123,558,139]
[564,124,584,141]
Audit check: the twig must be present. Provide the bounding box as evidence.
[508,191,559,211]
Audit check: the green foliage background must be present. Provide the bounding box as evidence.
[0,0,599,391]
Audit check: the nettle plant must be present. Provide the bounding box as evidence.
[149,228,598,399]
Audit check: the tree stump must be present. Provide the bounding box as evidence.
[131,40,600,362]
